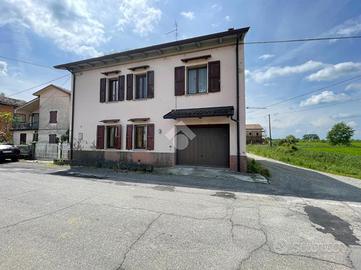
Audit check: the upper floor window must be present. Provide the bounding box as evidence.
[108,78,119,102]
[187,66,207,94]
[49,111,57,123]
[135,74,147,99]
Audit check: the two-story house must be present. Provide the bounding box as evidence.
[13,84,70,148]
[0,95,25,142]
[54,27,249,171]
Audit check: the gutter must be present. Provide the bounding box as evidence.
[70,71,76,160]
[235,33,241,172]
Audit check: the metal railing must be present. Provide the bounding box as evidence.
[12,122,39,130]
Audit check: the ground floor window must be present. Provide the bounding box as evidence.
[106,126,116,148]
[32,131,38,142]
[134,125,146,149]
[49,134,57,144]
[20,133,26,145]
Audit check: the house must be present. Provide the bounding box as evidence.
[246,124,264,144]
[54,27,249,172]
[0,95,25,142]
[12,85,70,154]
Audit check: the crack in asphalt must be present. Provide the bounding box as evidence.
[115,214,162,270]
[0,197,90,230]
[237,205,354,269]
[82,202,230,222]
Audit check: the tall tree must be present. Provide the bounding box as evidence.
[327,122,354,145]
[0,112,13,143]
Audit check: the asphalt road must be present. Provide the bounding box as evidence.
[0,160,361,270]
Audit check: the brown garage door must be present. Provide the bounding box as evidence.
[176,125,229,167]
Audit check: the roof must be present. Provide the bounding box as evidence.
[163,106,234,119]
[246,124,264,130]
[32,84,71,96]
[0,95,26,107]
[54,27,249,72]
[14,98,39,112]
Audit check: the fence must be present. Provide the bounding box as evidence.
[34,142,70,160]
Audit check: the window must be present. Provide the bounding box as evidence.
[134,125,146,149]
[32,131,38,142]
[14,114,26,123]
[49,134,57,144]
[49,111,57,123]
[106,126,116,148]
[135,74,147,99]
[20,133,26,145]
[108,78,118,102]
[187,66,207,94]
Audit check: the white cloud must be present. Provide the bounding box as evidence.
[346,82,361,91]
[181,11,195,20]
[311,116,335,128]
[307,62,361,81]
[247,60,324,83]
[300,90,350,107]
[346,121,358,128]
[0,0,106,57]
[118,0,162,36]
[334,16,361,35]
[224,15,231,22]
[0,61,7,76]
[258,54,275,60]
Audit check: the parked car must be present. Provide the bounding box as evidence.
[0,144,20,162]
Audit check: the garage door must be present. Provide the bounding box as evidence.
[176,125,229,167]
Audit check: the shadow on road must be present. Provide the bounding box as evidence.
[48,159,361,203]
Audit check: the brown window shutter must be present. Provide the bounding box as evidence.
[118,75,125,101]
[100,78,106,102]
[115,125,122,149]
[208,61,221,92]
[96,125,105,149]
[126,74,133,100]
[146,124,154,150]
[174,66,185,96]
[49,111,57,123]
[126,124,133,150]
[147,70,154,98]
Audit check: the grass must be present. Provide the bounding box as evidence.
[247,158,270,178]
[247,141,361,179]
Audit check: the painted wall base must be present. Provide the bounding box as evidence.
[73,150,247,172]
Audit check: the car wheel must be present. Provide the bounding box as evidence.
[11,158,19,162]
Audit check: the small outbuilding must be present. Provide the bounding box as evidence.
[246,124,264,144]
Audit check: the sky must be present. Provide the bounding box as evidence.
[0,0,361,139]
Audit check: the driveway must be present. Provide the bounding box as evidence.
[0,161,361,269]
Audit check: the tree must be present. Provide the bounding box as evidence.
[303,134,320,141]
[0,112,14,143]
[327,122,354,145]
[285,135,298,144]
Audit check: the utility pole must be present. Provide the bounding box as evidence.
[268,114,272,147]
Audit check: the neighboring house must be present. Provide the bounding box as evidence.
[0,95,25,142]
[246,124,264,144]
[12,84,71,147]
[55,27,249,171]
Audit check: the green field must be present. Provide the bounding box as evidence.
[247,141,361,179]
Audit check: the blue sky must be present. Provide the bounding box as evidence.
[0,0,361,139]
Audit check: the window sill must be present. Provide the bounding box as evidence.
[185,91,208,96]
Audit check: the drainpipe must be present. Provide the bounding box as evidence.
[235,33,241,172]
[70,71,76,160]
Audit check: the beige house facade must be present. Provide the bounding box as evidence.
[13,85,70,147]
[55,27,249,171]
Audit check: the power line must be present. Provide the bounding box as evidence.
[271,96,361,116]
[248,74,361,115]
[0,55,60,71]
[8,74,70,97]
[243,35,361,45]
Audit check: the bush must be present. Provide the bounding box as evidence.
[327,122,354,145]
[247,159,270,178]
[303,134,320,141]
